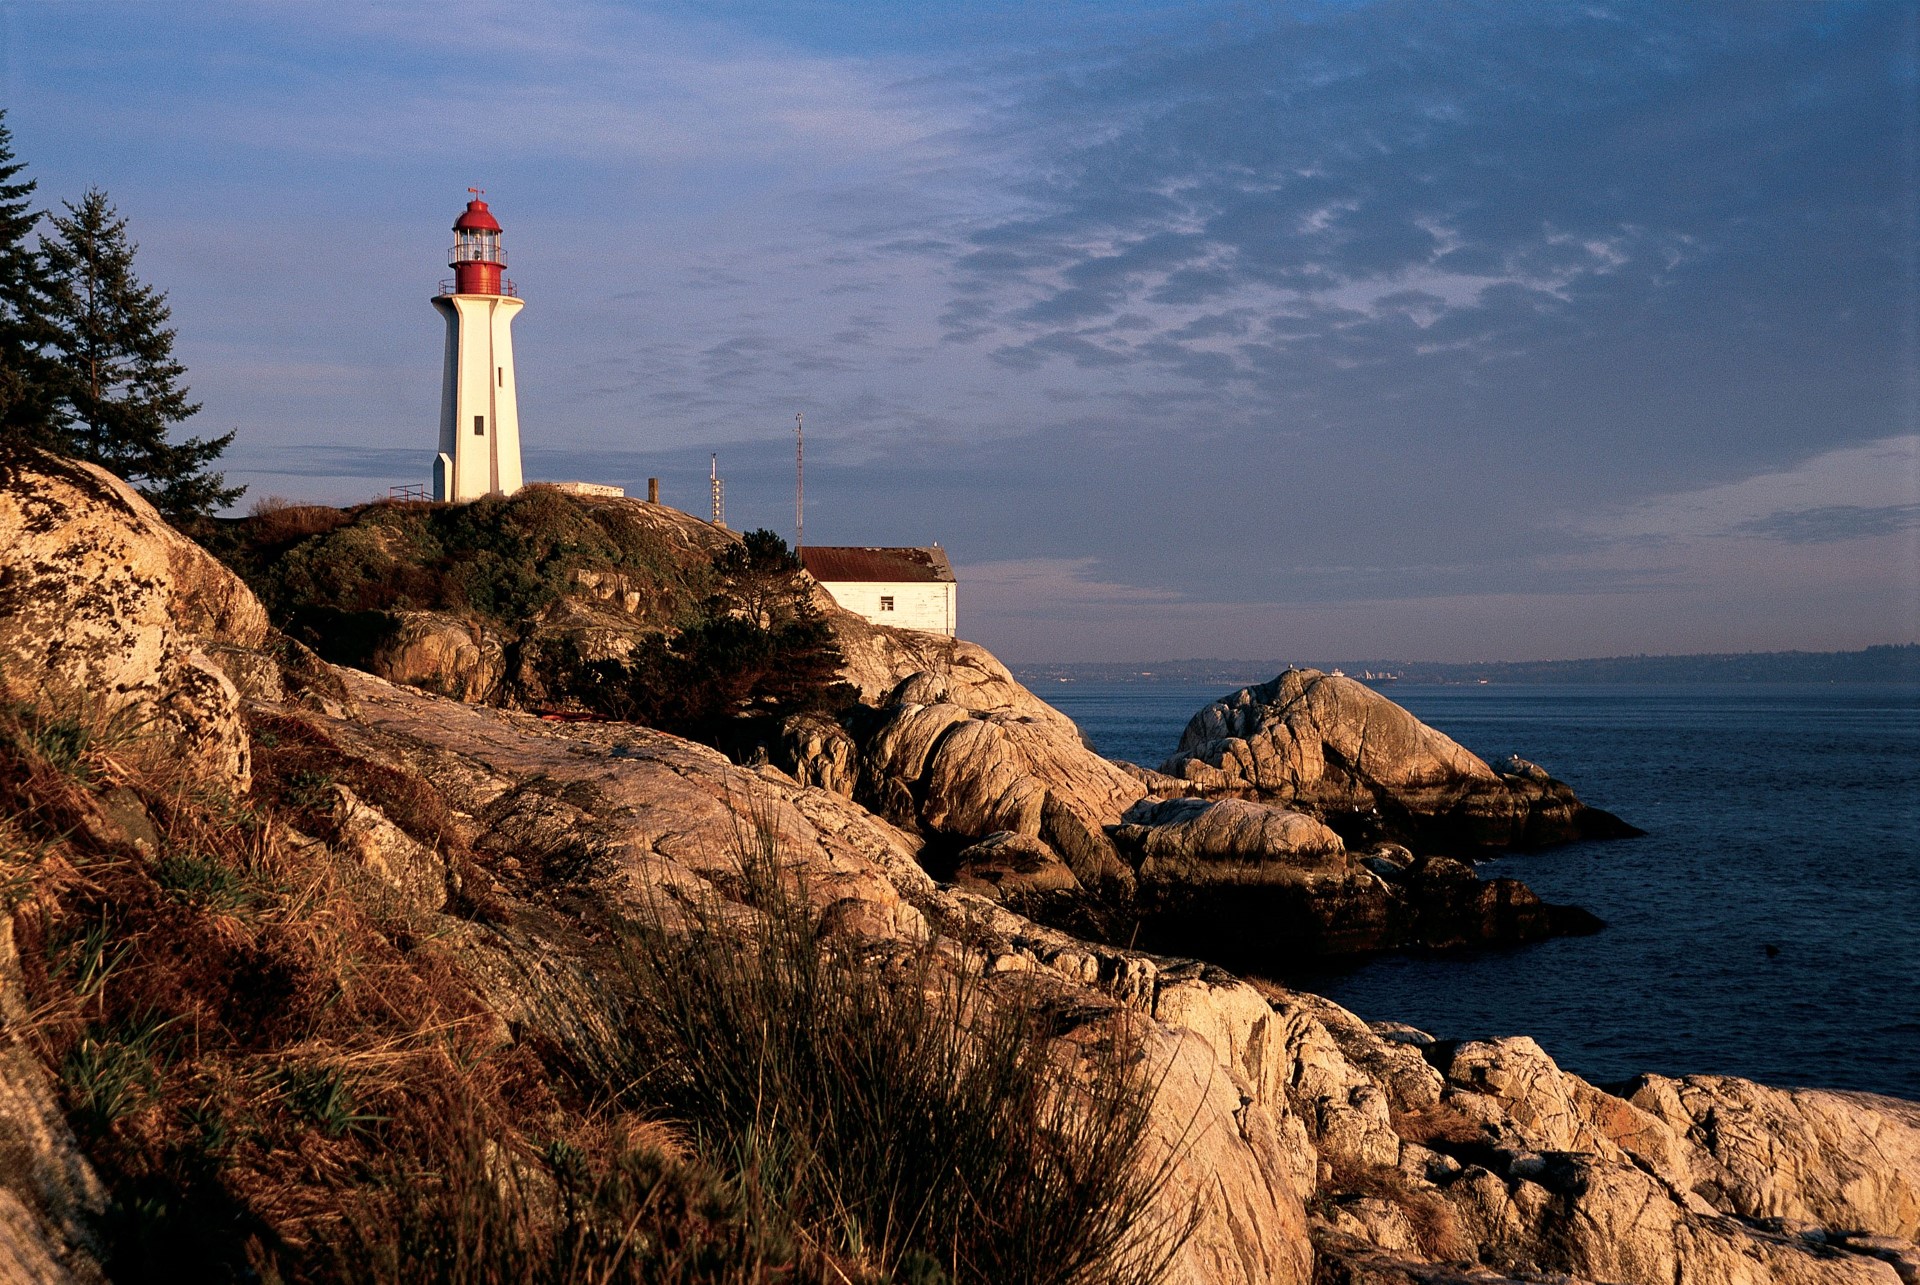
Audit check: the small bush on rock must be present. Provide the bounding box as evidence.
[555,529,856,755]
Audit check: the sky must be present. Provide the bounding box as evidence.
[6,0,1918,662]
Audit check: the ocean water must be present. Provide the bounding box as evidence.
[1039,678,1920,1099]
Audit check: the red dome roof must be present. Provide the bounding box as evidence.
[453,198,501,232]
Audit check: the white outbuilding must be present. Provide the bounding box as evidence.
[800,546,956,637]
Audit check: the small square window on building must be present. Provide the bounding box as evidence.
[878,596,895,611]
[473,415,485,436]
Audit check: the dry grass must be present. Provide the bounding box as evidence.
[242,496,352,548]
[320,1106,803,1285]
[1314,1145,1470,1263]
[0,696,544,1280]
[2,689,1192,1285]
[1391,1101,1491,1150]
[611,825,1196,1285]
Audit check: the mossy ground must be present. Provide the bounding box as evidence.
[211,487,711,630]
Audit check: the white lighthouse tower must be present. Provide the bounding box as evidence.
[431,192,524,502]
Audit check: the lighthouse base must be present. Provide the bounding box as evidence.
[432,292,525,503]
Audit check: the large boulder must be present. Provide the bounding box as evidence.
[1162,669,1637,850]
[848,670,1602,965]
[1116,796,1346,881]
[1627,1074,1920,1241]
[856,672,1146,890]
[369,610,508,703]
[0,457,263,790]
[1252,989,1917,1284]
[827,610,1085,738]
[773,711,859,796]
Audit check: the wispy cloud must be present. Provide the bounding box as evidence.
[1731,504,1920,545]
[1585,436,1920,544]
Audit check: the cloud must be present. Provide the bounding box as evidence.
[927,2,1911,474]
[23,0,964,169]
[1586,435,1920,544]
[957,557,1185,615]
[1730,504,1920,545]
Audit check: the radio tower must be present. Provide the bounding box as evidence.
[794,412,804,551]
[710,454,725,528]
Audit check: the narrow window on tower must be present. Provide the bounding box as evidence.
[879,596,895,612]
[497,367,503,387]
[474,415,485,436]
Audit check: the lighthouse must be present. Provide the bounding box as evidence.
[431,192,524,502]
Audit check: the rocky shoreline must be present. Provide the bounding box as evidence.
[1,457,1914,1284]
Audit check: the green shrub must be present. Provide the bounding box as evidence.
[219,486,708,629]
[555,530,856,752]
[154,851,257,914]
[277,1064,384,1138]
[30,713,90,776]
[62,1010,175,1134]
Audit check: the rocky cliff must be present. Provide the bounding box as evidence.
[2,457,1912,1285]
[220,486,1617,965]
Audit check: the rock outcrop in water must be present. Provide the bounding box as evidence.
[804,667,1604,964]
[1161,669,1641,851]
[0,451,1914,1283]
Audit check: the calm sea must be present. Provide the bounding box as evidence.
[1041,679,1920,1099]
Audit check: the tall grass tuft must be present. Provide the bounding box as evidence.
[613,823,1192,1285]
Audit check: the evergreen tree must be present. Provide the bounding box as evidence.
[0,109,62,470]
[42,187,241,519]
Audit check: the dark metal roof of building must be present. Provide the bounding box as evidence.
[799,546,955,584]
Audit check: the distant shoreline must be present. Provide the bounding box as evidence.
[1012,643,1920,686]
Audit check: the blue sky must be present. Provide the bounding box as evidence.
[7,0,1917,661]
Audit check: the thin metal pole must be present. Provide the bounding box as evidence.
[795,412,804,551]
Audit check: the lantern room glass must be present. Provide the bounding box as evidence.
[452,229,504,265]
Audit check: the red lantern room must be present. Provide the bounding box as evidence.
[448,191,510,296]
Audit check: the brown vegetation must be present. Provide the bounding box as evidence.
[0,687,1187,1284]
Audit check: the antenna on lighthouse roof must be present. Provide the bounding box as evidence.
[468,186,484,198]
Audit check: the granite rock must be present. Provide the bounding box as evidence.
[1161,669,1637,850]
[370,610,509,703]
[0,457,260,790]
[950,830,1082,899]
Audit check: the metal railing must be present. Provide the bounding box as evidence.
[448,242,507,266]
[438,278,518,297]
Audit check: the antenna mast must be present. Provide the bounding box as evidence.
[794,412,804,551]
[710,454,725,527]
